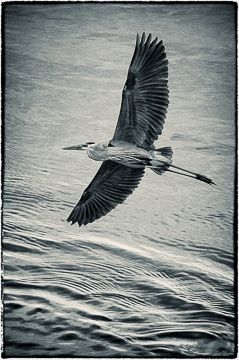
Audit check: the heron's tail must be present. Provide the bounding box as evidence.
[154,146,173,159]
[150,147,173,175]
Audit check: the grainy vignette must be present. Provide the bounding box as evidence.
[2,1,236,358]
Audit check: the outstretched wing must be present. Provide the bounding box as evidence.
[112,33,169,148]
[67,160,145,227]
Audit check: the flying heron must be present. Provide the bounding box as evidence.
[64,33,214,227]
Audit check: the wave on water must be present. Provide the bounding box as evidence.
[3,226,235,357]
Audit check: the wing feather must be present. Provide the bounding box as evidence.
[88,202,96,221]
[67,160,145,227]
[112,32,169,148]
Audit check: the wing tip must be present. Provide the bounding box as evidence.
[140,32,145,45]
[138,32,156,45]
[136,33,140,46]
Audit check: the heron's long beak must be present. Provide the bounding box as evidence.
[63,144,86,150]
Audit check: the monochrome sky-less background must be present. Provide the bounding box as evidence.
[3,3,236,357]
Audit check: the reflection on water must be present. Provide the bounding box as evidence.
[3,3,236,357]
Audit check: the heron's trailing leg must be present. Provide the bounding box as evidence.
[166,166,215,185]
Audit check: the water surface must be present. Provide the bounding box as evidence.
[3,3,236,357]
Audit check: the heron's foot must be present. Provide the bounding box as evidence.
[196,174,215,185]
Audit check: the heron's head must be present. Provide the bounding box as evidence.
[63,142,95,151]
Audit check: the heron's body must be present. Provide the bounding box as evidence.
[87,141,172,169]
[64,33,214,227]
